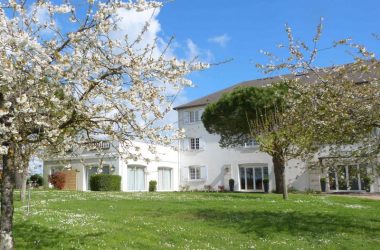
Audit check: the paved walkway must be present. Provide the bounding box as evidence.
[329,194,380,200]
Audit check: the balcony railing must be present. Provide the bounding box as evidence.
[87,141,111,150]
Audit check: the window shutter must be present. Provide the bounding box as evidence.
[194,110,199,122]
[199,138,206,150]
[182,138,190,151]
[198,109,203,121]
[200,166,208,180]
[187,138,191,151]
[183,111,190,124]
[181,167,189,181]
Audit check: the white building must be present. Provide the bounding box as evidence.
[44,77,380,193]
[43,141,179,192]
[174,79,309,192]
[174,78,380,193]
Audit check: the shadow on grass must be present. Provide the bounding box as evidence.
[196,209,380,238]
[14,222,102,249]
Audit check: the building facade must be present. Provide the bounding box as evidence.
[44,77,380,193]
[43,141,179,192]
[174,78,380,193]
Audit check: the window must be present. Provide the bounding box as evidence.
[243,139,259,148]
[239,165,268,191]
[158,168,173,191]
[127,165,146,191]
[184,110,202,124]
[189,166,201,180]
[190,138,200,150]
[190,110,199,123]
[182,138,204,151]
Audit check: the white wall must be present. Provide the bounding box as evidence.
[118,141,179,191]
[178,107,307,192]
[43,141,179,192]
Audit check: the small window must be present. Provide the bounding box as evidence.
[190,138,200,150]
[243,139,259,148]
[189,166,201,180]
[185,110,202,124]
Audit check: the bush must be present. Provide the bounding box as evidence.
[48,172,66,190]
[90,174,121,191]
[29,174,44,187]
[149,180,157,192]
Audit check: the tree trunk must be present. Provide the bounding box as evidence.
[272,152,288,200]
[0,143,16,250]
[20,167,28,203]
[282,160,288,200]
[272,153,284,193]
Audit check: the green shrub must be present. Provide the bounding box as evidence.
[29,174,44,187]
[90,174,121,191]
[149,180,157,192]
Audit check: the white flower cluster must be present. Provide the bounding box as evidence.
[0,0,208,161]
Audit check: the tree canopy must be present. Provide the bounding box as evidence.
[0,1,208,248]
[202,83,288,148]
[202,82,291,197]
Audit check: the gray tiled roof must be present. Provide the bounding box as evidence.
[174,61,379,110]
[173,74,295,110]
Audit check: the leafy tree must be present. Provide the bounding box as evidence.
[202,83,293,199]
[257,19,380,168]
[0,1,207,248]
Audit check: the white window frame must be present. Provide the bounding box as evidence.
[243,139,259,148]
[184,109,203,124]
[190,138,200,150]
[157,167,173,191]
[189,166,201,180]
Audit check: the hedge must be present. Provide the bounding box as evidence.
[29,174,44,187]
[149,180,157,192]
[89,174,121,191]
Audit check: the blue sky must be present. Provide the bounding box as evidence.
[156,0,380,103]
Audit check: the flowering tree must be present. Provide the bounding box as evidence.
[0,1,207,248]
[257,20,380,173]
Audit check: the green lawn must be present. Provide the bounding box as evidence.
[13,191,380,249]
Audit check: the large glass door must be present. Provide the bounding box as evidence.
[246,168,254,190]
[239,166,268,191]
[158,168,172,191]
[127,166,146,191]
[255,167,263,190]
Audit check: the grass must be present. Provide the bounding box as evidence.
[12,191,380,249]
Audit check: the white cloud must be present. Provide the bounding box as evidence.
[186,39,199,60]
[208,34,231,47]
[114,8,161,52]
[186,39,214,62]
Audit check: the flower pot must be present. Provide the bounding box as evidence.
[264,182,269,193]
[320,181,326,192]
[229,179,235,192]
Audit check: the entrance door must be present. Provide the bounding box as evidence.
[239,165,268,191]
[158,168,172,191]
[127,166,146,191]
